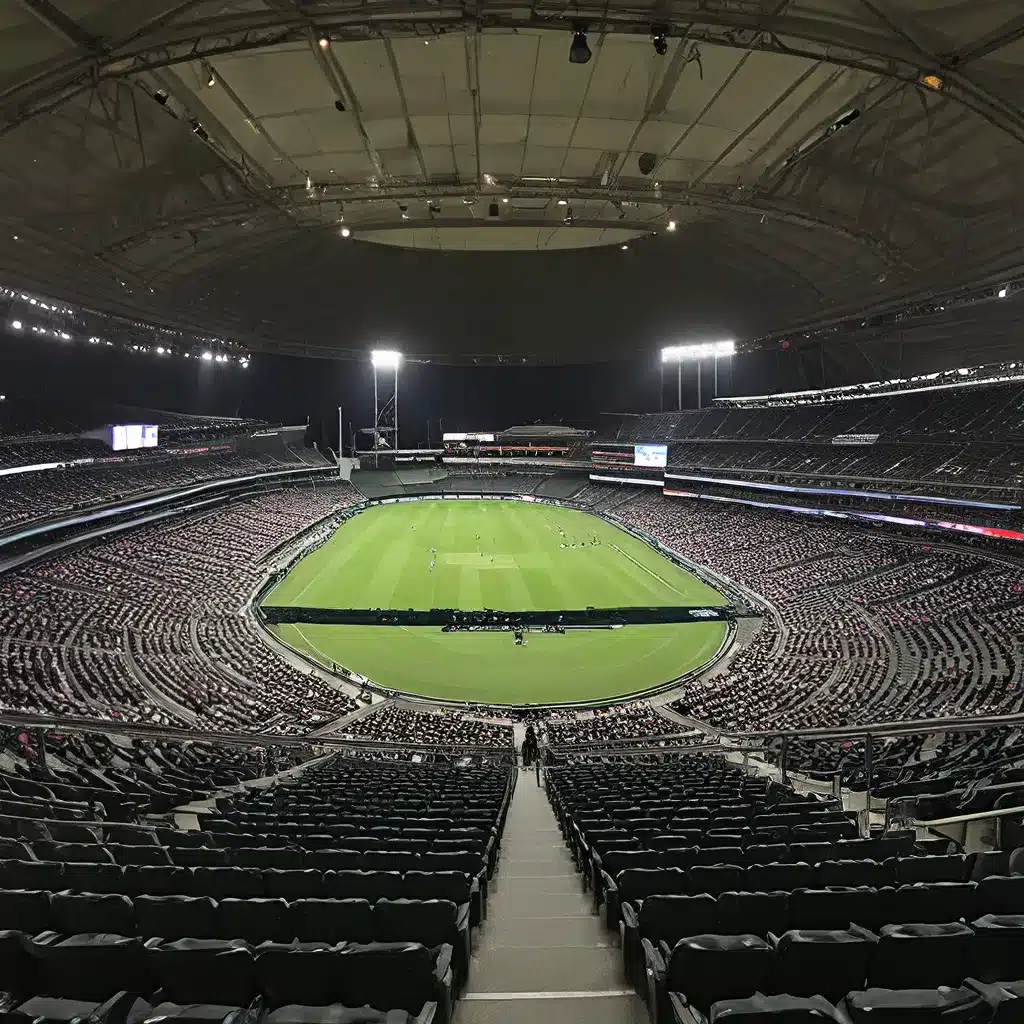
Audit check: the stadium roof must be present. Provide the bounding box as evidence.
[1,1,1023,364]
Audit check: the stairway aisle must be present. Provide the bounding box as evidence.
[456,771,646,1024]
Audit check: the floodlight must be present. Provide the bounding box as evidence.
[201,351,213,361]
[371,349,401,368]
[652,26,669,55]
[667,220,677,232]
[340,226,351,238]
[998,287,1008,298]
[662,340,736,361]
[317,32,331,49]
[10,320,21,330]
[569,25,591,64]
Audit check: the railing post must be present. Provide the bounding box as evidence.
[862,732,874,837]
[779,736,789,784]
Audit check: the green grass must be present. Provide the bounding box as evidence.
[265,499,729,704]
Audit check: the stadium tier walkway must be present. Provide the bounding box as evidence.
[456,772,645,1024]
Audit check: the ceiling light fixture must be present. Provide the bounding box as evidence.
[998,287,1009,298]
[569,23,591,64]
[667,220,677,231]
[204,65,216,88]
[920,73,944,91]
[340,227,351,238]
[621,244,629,250]
[317,32,331,49]
[651,25,669,56]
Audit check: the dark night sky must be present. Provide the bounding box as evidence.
[0,329,781,450]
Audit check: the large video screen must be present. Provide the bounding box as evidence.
[634,443,668,468]
[110,424,159,451]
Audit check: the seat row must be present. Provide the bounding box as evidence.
[0,862,485,921]
[597,852,969,916]
[644,922,1024,1024]
[620,884,1024,986]
[0,930,450,1024]
[578,833,917,874]
[602,860,1024,927]
[5,839,489,876]
[0,889,472,983]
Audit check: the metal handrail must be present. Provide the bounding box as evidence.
[0,712,512,756]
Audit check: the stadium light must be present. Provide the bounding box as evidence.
[370,350,402,466]
[10,320,21,331]
[661,340,736,410]
[661,340,736,361]
[371,349,401,369]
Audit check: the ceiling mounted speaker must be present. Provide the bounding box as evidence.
[638,152,657,175]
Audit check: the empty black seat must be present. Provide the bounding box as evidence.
[147,937,259,1023]
[898,855,968,884]
[136,895,219,940]
[218,898,293,944]
[325,871,404,902]
[788,887,875,931]
[50,893,134,937]
[747,863,815,893]
[708,993,842,1022]
[0,889,52,935]
[690,866,745,897]
[970,913,1024,983]
[817,859,894,889]
[841,986,988,1023]
[889,883,976,925]
[264,869,323,899]
[718,892,789,939]
[292,899,375,944]
[0,860,64,891]
[868,922,975,989]
[189,867,264,899]
[977,875,1024,915]
[63,862,125,894]
[772,928,876,1002]
[665,934,774,1017]
[12,933,151,1022]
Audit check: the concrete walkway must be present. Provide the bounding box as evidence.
[456,770,645,1024]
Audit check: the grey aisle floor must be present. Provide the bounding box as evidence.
[455,770,646,1024]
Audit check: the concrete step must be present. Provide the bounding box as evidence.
[467,945,627,993]
[456,993,645,1024]
[478,915,614,950]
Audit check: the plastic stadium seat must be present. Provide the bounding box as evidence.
[717,892,789,939]
[233,847,305,870]
[771,928,876,1002]
[292,899,375,945]
[63,861,125,894]
[264,869,323,900]
[170,847,229,868]
[788,887,876,932]
[188,867,264,899]
[50,893,135,937]
[664,934,774,1018]
[147,937,259,1023]
[707,993,842,1022]
[868,922,975,990]
[690,865,746,897]
[108,844,171,867]
[0,859,64,891]
[840,987,990,1023]
[120,864,189,897]
[788,843,833,865]
[325,871,404,902]
[217,898,293,944]
[0,839,33,861]
[257,941,453,1023]
[0,889,52,935]
[33,842,113,864]
[744,845,788,866]
[817,859,895,889]
[969,914,1024,983]
[747,863,816,892]
[977,876,1024,915]
[889,882,977,925]
[11,933,152,1023]
[898,855,968,884]
[135,895,219,941]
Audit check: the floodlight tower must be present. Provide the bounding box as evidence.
[661,340,736,409]
[370,349,401,467]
